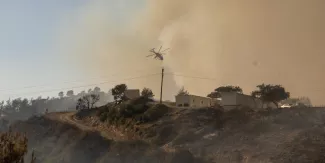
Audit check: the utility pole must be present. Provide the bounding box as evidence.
[160,67,164,104]
[146,46,169,104]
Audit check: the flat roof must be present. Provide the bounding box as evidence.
[175,94,212,99]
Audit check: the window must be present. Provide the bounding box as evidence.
[201,100,203,104]
[178,104,183,107]
[184,103,189,107]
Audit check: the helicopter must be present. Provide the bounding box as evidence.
[146,46,170,61]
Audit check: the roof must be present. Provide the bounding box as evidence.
[175,94,212,99]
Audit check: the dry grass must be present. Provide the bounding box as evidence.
[0,128,28,163]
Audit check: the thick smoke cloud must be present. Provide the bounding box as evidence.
[58,0,325,104]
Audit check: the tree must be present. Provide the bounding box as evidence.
[76,94,100,110]
[66,90,74,97]
[177,87,189,96]
[88,89,92,93]
[0,101,4,110]
[58,91,64,98]
[251,84,290,108]
[11,98,22,111]
[207,92,220,98]
[141,88,154,98]
[207,85,243,98]
[93,87,101,93]
[111,84,128,104]
[19,99,30,115]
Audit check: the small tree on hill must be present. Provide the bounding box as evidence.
[177,87,189,96]
[66,90,74,97]
[93,87,101,93]
[111,84,128,104]
[76,94,100,110]
[208,85,243,98]
[58,91,64,98]
[141,88,154,98]
[251,84,290,108]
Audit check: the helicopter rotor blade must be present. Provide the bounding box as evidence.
[161,48,170,53]
[146,54,155,57]
[158,46,162,53]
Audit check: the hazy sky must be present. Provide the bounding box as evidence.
[0,0,144,100]
[0,0,324,105]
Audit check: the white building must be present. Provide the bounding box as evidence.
[219,92,277,110]
[175,94,218,108]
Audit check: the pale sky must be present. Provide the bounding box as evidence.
[0,0,324,105]
[0,0,144,100]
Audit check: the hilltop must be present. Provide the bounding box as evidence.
[7,95,325,163]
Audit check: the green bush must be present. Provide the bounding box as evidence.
[96,97,160,125]
[118,97,152,117]
[142,104,169,122]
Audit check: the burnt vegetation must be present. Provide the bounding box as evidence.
[3,82,323,162]
[0,128,36,163]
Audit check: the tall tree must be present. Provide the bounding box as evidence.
[208,85,243,98]
[141,87,154,98]
[251,84,290,108]
[111,84,128,104]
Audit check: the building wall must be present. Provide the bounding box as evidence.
[189,95,213,107]
[175,95,191,107]
[124,89,140,99]
[220,92,277,110]
[175,95,213,108]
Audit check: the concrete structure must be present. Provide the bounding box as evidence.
[219,92,277,110]
[124,89,140,99]
[175,95,216,108]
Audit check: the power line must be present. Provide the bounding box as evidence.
[0,66,162,93]
[170,73,218,81]
[169,73,325,92]
[7,73,162,98]
[5,72,325,99]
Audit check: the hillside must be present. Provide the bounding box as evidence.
[10,111,205,163]
[8,100,325,163]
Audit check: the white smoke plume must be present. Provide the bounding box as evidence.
[57,0,325,104]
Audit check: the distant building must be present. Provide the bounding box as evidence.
[219,92,277,110]
[124,89,140,99]
[175,94,217,108]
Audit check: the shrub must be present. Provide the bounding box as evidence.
[0,128,36,163]
[118,96,153,117]
[99,113,108,122]
[142,104,169,122]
